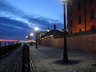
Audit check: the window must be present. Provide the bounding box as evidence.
[79,29,82,32]
[91,9,95,19]
[91,25,95,30]
[79,15,81,24]
[90,0,94,4]
[78,2,81,11]
[70,0,72,5]
[70,20,72,27]
[71,31,73,34]
[70,9,72,16]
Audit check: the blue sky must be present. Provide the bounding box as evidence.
[0,0,65,40]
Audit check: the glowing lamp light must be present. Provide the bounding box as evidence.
[47,29,50,32]
[26,36,28,38]
[62,0,67,3]
[30,33,33,36]
[35,27,39,31]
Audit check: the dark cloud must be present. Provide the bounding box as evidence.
[0,0,63,40]
[0,16,34,40]
[0,17,32,30]
[0,23,30,40]
[22,15,63,30]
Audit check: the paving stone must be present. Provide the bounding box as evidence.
[0,46,22,72]
[30,45,96,72]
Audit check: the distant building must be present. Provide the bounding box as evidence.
[44,24,65,38]
[47,27,50,32]
[67,0,96,34]
[36,31,47,40]
[44,30,64,38]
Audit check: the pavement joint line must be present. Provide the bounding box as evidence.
[30,56,37,72]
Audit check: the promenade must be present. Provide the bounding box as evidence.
[29,45,96,72]
[0,45,96,72]
[0,46,22,72]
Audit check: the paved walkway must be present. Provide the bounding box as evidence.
[29,45,96,72]
[0,46,22,72]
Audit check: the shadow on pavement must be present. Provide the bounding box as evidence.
[53,60,80,65]
[92,64,96,67]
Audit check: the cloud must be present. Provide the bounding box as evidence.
[22,15,63,30]
[0,17,32,30]
[0,0,24,17]
[0,0,63,40]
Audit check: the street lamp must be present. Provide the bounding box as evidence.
[26,36,28,38]
[26,36,28,41]
[35,27,39,48]
[30,33,33,36]
[62,0,69,63]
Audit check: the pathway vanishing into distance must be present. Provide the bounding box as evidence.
[30,45,96,72]
[0,46,22,72]
[0,45,96,72]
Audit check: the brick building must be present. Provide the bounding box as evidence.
[67,0,96,34]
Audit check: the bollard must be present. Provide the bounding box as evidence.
[22,43,30,72]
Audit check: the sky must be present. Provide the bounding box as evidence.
[0,0,65,40]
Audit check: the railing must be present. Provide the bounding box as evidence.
[1,46,22,72]
[22,44,30,72]
[0,42,21,57]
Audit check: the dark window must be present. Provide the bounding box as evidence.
[79,29,82,32]
[90,0,94,4]
[78,2,81,11]
[91,25,95,30]
[70,0,72,5]
[71,31,73,34]
[70,9,72,16]
[91,9,95,19]
[70,20,72,27]
[79,15,81,24]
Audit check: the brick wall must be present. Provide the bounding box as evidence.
[39,33,96,52]
[67,33,96,52]
[68,0,96,34]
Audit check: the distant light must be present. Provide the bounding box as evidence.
[35,27,39,31]
[30,33,33,36]
[62,0,67,3]
[26,36,28,38]
[47,29,50,32]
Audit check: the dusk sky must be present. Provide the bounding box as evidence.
[0,0,66,40]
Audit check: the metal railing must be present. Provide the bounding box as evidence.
[22,44,30,72]
[0,43,21,57]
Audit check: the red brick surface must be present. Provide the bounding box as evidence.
[68,0,96,34]
[39,33,96,52]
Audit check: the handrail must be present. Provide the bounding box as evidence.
[0,43,21,57]
[22,44,30,72]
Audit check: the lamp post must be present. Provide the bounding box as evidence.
[35,27,38,48]
[62,0,69,63]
